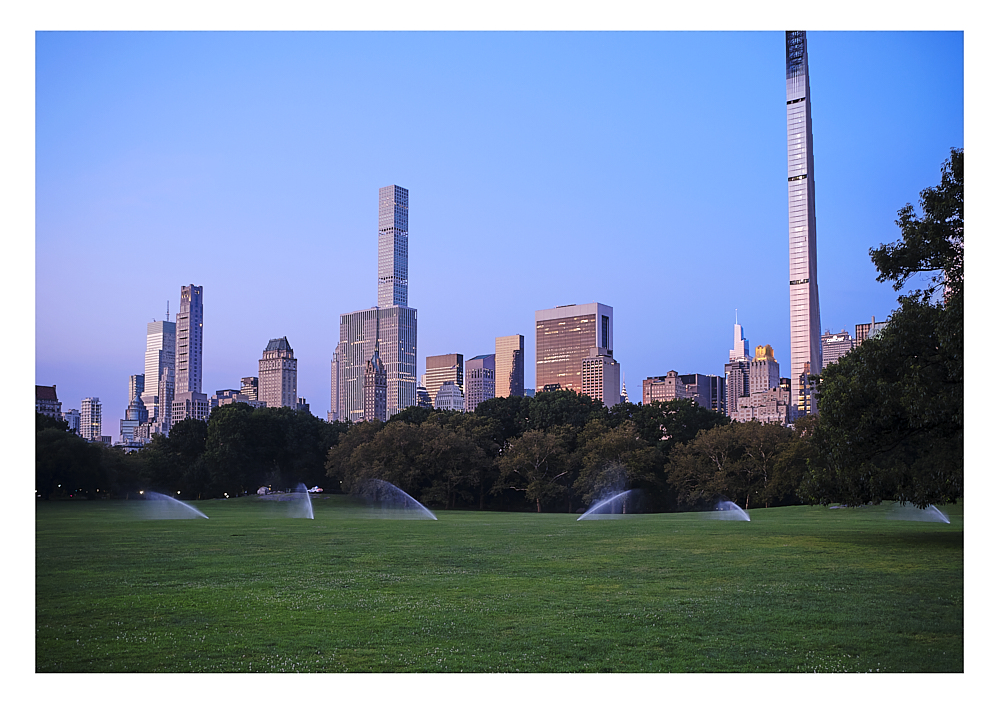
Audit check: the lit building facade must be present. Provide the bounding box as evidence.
[643,372,724,413]
[434,381,465,411]
[171,391,211,424]
[241,376,259,401]
[735,344,792,425]
[581,348,621,408]
[495,334,525,398]
[724,318,751,418]
[337,306,417,422]
[63,408,80,435]
[378,184,409,309]
[141,319,175,425]
[259,337,298,408]
[363,347,387,422]
[464,354,496,412]
[535,303,613,394]
[335,185,417,422]
[855,316,887,346]
[821,329,855,370]
[80,397,102,441]
[786,31,822,417]
[175,285,204,396]
[425,354,464,403]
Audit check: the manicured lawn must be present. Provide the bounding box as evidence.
[35,496,963,672]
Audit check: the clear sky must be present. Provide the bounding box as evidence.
[34,30,964,436]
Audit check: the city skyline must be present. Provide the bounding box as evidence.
[33,31,964,437]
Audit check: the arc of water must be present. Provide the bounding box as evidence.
[577,490,634,521]
[144,491,209,519]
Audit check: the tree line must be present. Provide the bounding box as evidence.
[36,391,818,513]
[36,150,962,512]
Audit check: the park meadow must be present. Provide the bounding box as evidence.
[35,494,963,673]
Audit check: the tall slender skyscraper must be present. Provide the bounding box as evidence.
[175,285,204,396]
[378,185,408,308]
[336,186,417,422]
[786,31,821,416]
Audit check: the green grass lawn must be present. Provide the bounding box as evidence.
[35,496,963,672]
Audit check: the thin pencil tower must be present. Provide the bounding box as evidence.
[785,31,821,416]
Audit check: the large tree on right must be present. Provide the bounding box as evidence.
[801,148,963,508]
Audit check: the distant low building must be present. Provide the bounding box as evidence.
[36,385,62,420]
[434,381,464,411]
[821,329,855,370]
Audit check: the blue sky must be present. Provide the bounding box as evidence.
[33,30,964,436]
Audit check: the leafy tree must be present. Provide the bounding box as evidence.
[389,406,433,426]
[526,389,607,432]
[573,420,661,506]
[325,420,382,491]
[35,428,103,499]
[493,426,576,512]
[474,396,531,444]
[804,149,963,508]
[36,412,69,433]
[607,399,730,454]
[668,422,796,510]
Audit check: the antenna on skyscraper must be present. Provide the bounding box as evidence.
[166,301,170,321]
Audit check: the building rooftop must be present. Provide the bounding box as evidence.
[36,385,58,401]
[265,337,292,352]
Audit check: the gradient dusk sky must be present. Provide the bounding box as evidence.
[33,29,964,436]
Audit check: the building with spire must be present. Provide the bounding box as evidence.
[724,316,751,418]
[363,341,387,422]
[786,31,822,417]
[259,337,298,408]
[335,185,418,422]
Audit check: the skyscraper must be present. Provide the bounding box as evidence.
[724,318,751,418]
[535,303,613,394]
[734,345,792,425]
[786,31,822,417]
[259,337,298,408]
[80,397,102,441]
[495,334,525,398]
[335,185,418,422]
[142,318,175,425]
[581,348,621,408]
[821,329,855,369]
[425,354,464,404]
[464,354,496,412]
[379,184,409,308]
[175,285,204,396]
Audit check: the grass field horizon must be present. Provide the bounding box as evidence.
[36,495,963,673]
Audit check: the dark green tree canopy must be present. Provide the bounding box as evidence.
[805,149,963,508]
[870,148,963,301]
